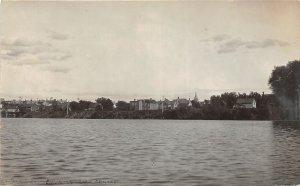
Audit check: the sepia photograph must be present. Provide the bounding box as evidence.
[0,0,300,185]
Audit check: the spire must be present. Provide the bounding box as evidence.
[194,92,199,102]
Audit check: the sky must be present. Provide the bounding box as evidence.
[0,1,300,101]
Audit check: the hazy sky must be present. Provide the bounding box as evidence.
[0,1,299,101]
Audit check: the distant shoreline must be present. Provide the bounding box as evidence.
[2,118,300,123]
[1,107,281,120]
[0,91,290,120]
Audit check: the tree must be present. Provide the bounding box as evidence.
[237,93,247,98]
[95,97,114,111]
[116,101,130,111]
[69,100,92,111]
[50,100,61,111]
[210,95,225,106]
[269,60,300,99]
[191,100,200,108]
[69,101,80,111]
[268,60,300,119]
[220,92,238,109]
[78,100,92,110]
[94,104,103,112]
[248,92,262,108]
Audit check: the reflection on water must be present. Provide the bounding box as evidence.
[271,121,300,185]
[1,119,300,186]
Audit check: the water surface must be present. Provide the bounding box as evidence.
[1,119,300,185]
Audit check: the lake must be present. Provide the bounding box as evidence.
[1,119,300,186]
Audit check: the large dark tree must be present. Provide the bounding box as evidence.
[269,60,300,99]
[95,97,114,111]
[116,101,130,111]
[268,60,300,118]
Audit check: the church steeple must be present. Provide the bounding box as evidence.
[194,92,199,102]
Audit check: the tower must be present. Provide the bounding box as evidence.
[194,92,199,102]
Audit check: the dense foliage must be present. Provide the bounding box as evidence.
[116,101,130,111]
[269,60,300,100]
[268,60,300,119]
[95,97,114,111]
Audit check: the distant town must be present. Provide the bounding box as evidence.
[1,59,299,120]
[2,59,300,120]
[0,91,288,120]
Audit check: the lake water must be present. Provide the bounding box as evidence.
[1,119,300,186]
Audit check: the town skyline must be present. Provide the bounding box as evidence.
[0,1,299,101]
[1,90,270,120]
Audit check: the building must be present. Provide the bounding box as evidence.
[234,98,256,109]
[18,104,32,113]
[30,104,40,112]
[43,100,52,107]
[1,105,20,118]
[130,97,194,111]
[139,99,159,111]
[130,99,159,111]
[149,100,159,110]
[158,99,173,111]
[86,103,101,111]
[130,100,139,111]
[173,97,192,109]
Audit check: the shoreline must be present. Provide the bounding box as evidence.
[1,107,278,120]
